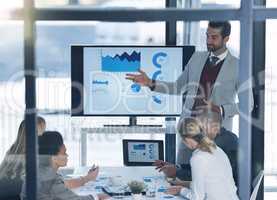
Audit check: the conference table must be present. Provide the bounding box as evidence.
[70,166,184,200]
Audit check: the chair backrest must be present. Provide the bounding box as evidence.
[0,177,21,200]
[250,170,264,200]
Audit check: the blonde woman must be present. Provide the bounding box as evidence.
[0,117,46,199]
[166,117,239,200]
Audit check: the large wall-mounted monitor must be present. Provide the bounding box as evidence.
[71,45,195,116]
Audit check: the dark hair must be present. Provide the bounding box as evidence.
[208,21,231,38]
[38,131,64,155]
[196,107,222,124]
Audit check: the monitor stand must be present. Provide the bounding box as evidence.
[103,116,162,127]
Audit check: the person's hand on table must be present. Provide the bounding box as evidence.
[165,186,183,196]
[167,177,190,187]
[159,164,177,178]
[97,193,110,200]
[153,160,170,170]
[84,164,99,182]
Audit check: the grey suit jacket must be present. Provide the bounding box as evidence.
[154,51,254,130]
[21,165,95,200]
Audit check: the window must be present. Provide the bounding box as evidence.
[35,0,165,8]
[0,21,24,161]
[267,0,277,8]
[1,1,275,199]
[35,21,165,167]
[265,19,277,173]
[200,0,240,8]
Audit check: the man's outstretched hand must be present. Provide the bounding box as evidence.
[125,69,152,87]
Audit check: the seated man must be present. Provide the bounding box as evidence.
[154,108,238,185]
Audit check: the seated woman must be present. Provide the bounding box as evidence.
[0,117,101,199]
[166,118,239,200]
[0,117,46,199]
[21,131,109,200]
[0,116,98,193]
[154,108,238,185]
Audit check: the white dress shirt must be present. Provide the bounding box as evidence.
[209,49,228,65]
[180,146,239,200]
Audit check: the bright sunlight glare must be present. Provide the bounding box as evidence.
[0,1,22,19]
[0,1,22,10]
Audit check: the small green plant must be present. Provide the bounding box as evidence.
[127,180,146,194]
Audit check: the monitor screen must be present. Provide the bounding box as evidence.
[71,45,195,116]
[122,139,164,166]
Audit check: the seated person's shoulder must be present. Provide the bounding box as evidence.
[38,166,58,182]
[220,128,238,140]
[215,128,238,151]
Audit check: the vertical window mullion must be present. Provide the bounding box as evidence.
[24,1,38,200]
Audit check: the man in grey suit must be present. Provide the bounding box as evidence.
[126,21,253,164]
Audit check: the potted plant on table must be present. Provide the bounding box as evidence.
[128,180,146,200]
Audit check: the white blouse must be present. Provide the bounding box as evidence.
[180,146,239,200]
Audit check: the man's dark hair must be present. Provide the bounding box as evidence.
[196,107,222,124]
[208,21,231,38]
[38,131,64,155]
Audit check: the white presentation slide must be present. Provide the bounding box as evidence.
[83,47,183,115]
[128,142,159,162]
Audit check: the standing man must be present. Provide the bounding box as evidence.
[126,21,253,164]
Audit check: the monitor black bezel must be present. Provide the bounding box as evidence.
[122,139,164,166]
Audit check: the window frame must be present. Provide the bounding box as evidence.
[1,0,274,199]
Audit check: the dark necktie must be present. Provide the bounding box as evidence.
[209,56,219,66]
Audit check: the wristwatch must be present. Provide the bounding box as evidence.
[149,79,156,91]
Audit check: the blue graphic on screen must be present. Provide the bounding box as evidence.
[152,71,162,81]
[151,52,168,104]
[133,144,146,150]
[129,52,166,96]
[152,52,167,69]
[152,96,162,104]
[102,51,141,72]
[149,144,154,159]
[92,80,109,85]
[131,84,141,93]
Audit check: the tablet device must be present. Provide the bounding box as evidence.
[123,139,164,166]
